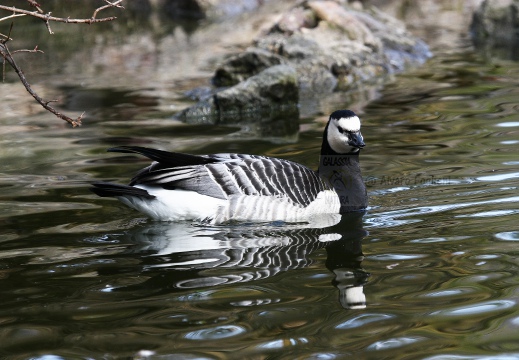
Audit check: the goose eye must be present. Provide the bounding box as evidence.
[337,126,345,134]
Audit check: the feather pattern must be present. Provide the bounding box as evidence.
[122,147,332,208]
[90,110,367,223]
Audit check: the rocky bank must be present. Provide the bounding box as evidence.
[178,0,432,123]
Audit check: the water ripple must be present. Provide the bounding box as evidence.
[367,336,426,351]
[184,325,247,340]
[429,300,516,318]
[419,287,478,299]
[336,313,396,329]
[255,337,309,350]
[495,231,519,241]
[456,209,519,218]
[477,172,519,182]
[425,354,519,360]
[369,253,427,261]
[496,122,519,127]
[409,236,471,244]
[366,196,519,228]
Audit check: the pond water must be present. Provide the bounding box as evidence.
[1,12,519,360]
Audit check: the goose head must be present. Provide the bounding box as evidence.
[324,110,365,155]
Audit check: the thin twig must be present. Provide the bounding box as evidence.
[93,0,124,20]
[0,42,83,127]
[26,0,44,14]
[0,32,13,41]
[0,12,26,24]
[44,12,54,34]
[12,45,44,55]
[1,47,4,83]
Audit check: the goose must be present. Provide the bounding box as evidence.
[91,109,367,224]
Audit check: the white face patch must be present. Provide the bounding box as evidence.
[337,116,361,132]
[327,116,362,154]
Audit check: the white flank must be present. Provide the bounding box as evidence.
[117,185,341,225]
[118,186,227,222]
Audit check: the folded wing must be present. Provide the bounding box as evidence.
[110,146,331,207]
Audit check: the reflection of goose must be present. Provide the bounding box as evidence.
[91,110,367,224]
[122,213,369,309]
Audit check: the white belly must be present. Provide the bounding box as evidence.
[118,185,341,225]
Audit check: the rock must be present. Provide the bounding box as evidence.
[180,0,431,123]
[470,0,519,59]
[179,64,299,124]
[251,1,430,92]
[270,7,318,35]
[306,1,378,45]
[215,64,298,110]
[213,48,287,87]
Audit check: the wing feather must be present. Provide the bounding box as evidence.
[113,146,331,207]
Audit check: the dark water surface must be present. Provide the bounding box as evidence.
[1,23,519,360]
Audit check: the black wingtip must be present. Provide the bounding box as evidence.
[106,146,178,164]
[105,146,217,167]
[90,182,156,199]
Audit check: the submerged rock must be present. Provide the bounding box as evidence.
[215,64,298,110]
[213,48,287,87]
[179,65,299,124]
[470,0,519,59]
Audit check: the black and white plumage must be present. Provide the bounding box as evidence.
[91,110,367,224]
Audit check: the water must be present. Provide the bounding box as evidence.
[1,15,519,360]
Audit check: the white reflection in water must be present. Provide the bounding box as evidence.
[256,337,309,350]
[456,209,519,218]
[429,300,515,317]
[477,172,519,182]
[496,122,519,127]
[419,287,477,298]
[495,231,519,241]
[425,354,519,360]
[336,313,395,329]
[409,236,471,243]
[367,336,425,350]
[184,325,246,340]
[369,253,427,261]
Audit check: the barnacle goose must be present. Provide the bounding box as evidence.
[91,109,367,224]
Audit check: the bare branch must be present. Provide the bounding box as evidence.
[0,1,125,127]
[0,42,82,127]
[0,5,118,24]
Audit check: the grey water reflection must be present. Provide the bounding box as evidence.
[117,212,368,310]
